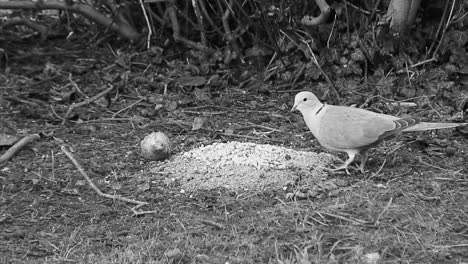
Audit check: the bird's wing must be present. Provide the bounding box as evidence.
[313,106,418,150]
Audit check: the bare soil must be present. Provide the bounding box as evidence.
[1,39,467,264]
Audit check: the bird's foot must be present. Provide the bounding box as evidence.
[328,163,367,175]
[329,165,351,175]
[357,164,366,174]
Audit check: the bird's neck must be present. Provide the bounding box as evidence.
[303,103,325,137]
[315,103,325,115]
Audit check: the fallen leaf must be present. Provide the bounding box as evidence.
[165,100,178,111]
[193,87,211,101]
[176,76,206,87]
[224,127,234,135]
[192,117,205,130]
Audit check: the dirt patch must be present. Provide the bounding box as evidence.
[154,141,335,191]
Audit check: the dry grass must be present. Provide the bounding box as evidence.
[5,165,466,264]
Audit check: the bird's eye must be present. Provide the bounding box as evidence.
[303,98,307,102]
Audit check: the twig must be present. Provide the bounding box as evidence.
[199,105,289,120]
[374,196,393,225]
[395,58,437,73]
[198,0,224,35]
[50,105,65,122]
[75,118,133,123]
[221,0,243,64]
[416,156,463,175]
[423,95,443,120]
[68,74,87,99]
[248,122,283,133]
[146,6,165,25]
[318,211,368,225]
[219,133,260,140]
[0,134,41,167]
[11,51,83,61]
[180,110,227,115]
[343,1,370,15]
[192,0,206,45]
[368,0,382,23]
[433,244,468,249]
[301,39,341,99]
[139,0,152,49]
[220,132,284,143]
[62,84,115,125]
[265,52,279,78]
[367,158,386,180]
[327,13,337,48]
[343,0,349,40]
[404,61,414,90]
[199,219,225,230]
[4,96,44,107]
[426,0,450,58]
[167,1,213,53]
[60,146,149,214]
[112,98,144,118]
[431,0,456,59]
[51,149,55,180]
[133,209,160,216]
[291,59,305,84]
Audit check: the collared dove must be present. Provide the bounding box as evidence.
[291,91,467,174]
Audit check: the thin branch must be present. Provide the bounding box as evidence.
[112,98,145,118]
[301,39,341,99]
[368,0,383,23]
[192,0,206,45]
[430,0,456,59]
[60,145,150,215]
[221,0,243,63]
[198,0,224,35]
[62,84,116,125]
[343,1,370,15]
[199,219,225,230]
[139,0,153,49]
[166,1,214,53]
[0,134,41,167]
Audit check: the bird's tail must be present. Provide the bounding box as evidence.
[402,122,467,132]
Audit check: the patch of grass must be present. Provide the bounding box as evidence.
[17,171,462,264]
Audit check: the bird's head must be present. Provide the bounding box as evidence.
[291,91,322,113]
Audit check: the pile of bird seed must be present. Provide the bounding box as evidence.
[152,141,335,191]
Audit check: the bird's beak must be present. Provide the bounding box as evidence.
[290,104,298,112]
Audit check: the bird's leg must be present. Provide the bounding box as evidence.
[331,152,356,175]
[358,150,369,173]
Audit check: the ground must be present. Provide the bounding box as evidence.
[0,39,467,264]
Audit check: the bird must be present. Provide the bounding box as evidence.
[291,91,467,174]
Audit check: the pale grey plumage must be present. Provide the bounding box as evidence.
[292,91,467,173]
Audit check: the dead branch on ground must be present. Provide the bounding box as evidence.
[62,84,116,125]
[0,134,41,167]
[61,145,154,215]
